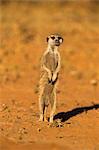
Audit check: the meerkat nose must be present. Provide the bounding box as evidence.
[55,39,59,42]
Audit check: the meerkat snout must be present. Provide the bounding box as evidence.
[47,34,63,47]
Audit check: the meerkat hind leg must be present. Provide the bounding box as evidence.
[49,92,56,123]
[39,95,45,121]
[39,103,44,121]
[44,106,48,122]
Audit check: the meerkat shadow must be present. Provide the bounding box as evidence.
[54,104,99,122]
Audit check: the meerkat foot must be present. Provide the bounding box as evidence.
[48,74,52,82]
[44,118,48,122]
[39,118,43,122]
[39,115,44,122]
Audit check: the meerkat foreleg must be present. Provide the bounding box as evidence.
[52,53,60,82]
[39,86,45,121]
[42,64,52,81]
[52,72,58,82]
[52,64,60,82]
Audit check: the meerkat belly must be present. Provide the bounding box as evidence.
[39,51,58,104]
[46,52,58,73]
[43,83,54,105]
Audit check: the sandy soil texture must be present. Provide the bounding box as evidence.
[0,1,99,150]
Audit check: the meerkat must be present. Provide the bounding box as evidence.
[39,34,63,123]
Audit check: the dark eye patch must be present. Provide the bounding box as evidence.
[58,37,62,40]
[51,36,55,40]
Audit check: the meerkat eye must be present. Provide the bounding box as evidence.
[58,37,61,40]
[51,36,55,40]
[58,36,63,43]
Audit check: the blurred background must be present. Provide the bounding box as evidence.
[0,0,99,101]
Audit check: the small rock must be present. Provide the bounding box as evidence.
[24,131,28,134]
[34,88,39,94]
[1,104,8,111]
[0,128,4,131]
[90,79,98,86]
[70,70,83,80]
[70,70,77,76]
[56,90,61,94]
[67,48,75,54]
[19,136,23,140]
[16,116,21,119]
[37,128,41,132]
[56,136,64,139]
[49,120,63,128]
[11,99,15,103]
[31,102,36,105]
[59,136,64,139]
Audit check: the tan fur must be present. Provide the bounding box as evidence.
[39,34,63,123]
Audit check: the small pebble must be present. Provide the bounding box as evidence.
[19,136,23,140]
[37,128,41,132]
[1,104,8,111]
[90,79,98,86]
[56,136,64,139]
[70,70,83,80]
[70,70,77,76]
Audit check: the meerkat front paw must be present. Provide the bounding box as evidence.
[48,72,52,82]
[52,73,57,82]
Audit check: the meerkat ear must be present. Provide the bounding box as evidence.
[46,37,49,42]
[60,37,63,43]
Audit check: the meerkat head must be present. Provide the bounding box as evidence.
[46,34,63,47]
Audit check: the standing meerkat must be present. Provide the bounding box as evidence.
[39,34,63,123]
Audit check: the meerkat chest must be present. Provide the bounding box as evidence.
[46,51,58,72]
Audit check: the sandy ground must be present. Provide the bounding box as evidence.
[0,1,99,150]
